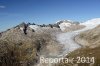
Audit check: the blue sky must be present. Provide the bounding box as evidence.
[0,0,100,31]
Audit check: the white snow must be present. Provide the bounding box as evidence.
[20,27,23,31]
[59,22,72,31]
[29,25,40,30]
[56,20,61,23]
[80,18,100,30]
[57,18,100,57]
[81,18,100,25]
[56,20,72,23]
[66,20,73,22]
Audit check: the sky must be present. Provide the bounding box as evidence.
[0,0,100,31]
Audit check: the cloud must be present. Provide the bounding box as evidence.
[0,5,6,8]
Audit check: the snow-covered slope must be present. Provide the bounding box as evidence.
[82,18,100,25]
[80,18,100,30]
[57,18,100,57]
[29,25,40,31]
[57,20,80,31]
[59,22,72,31]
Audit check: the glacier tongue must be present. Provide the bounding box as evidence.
[80,18,100,29]
[57,18,100,57]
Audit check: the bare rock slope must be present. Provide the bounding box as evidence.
[75,25,100,48]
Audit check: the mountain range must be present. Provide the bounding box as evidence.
[0,18,100,66]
